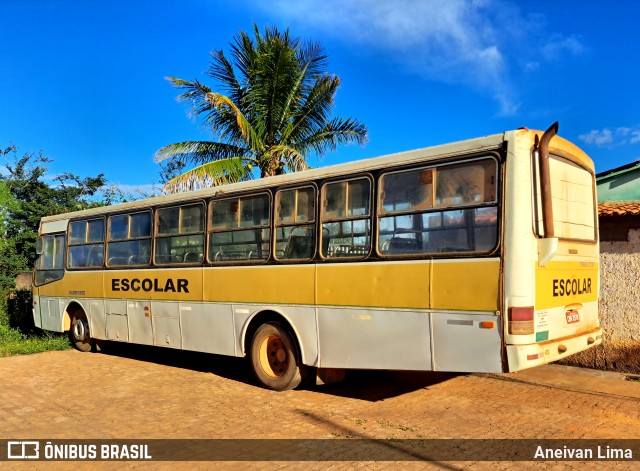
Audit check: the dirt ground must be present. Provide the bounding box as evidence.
[1,345,639,470]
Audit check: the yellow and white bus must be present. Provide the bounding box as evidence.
[32,123,601,390]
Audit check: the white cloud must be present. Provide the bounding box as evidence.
[579,129,613,146]
[579,126,640,147]
[541,35,586,61]
[254,0,586,116]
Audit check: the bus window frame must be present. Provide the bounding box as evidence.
[153,201,206,267]
[106,210,153,268]
[273,184,318,263]
[375,154,502,259]
[66,217,106,270]
[319,174,374,262]
[207,190,273,265]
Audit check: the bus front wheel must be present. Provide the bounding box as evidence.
[250,322,303,391]
[69,312,93,352]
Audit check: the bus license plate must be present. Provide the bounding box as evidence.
[566,310,580,324]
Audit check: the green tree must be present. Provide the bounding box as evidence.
[0,146,106,268]
[156,24,368,192]
[0,145,118,328]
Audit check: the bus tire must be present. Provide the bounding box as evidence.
[250,322,303,391]
[69,311,93,352]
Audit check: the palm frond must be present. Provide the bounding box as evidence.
[205,92,265,152]
[281,75,340,144]
[154,141,251,164]
[296,40,328,84]
[294,117,368,156]
[230,30,258,85]
[166,78,243,144]
[162,157,253,194]
[207,49,244,104]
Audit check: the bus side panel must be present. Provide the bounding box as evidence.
[315,260,432,370]
[429,259,502,372]
[33,294,42,329]
[89,299,107,340]
[205,265,319,364]
[38,272,104,333]
[431,312,502,372]
[39,297,64,332]
[180,302,235,356]
[317,307,432,370]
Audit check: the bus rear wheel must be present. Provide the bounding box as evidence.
[69,311,93,352]
[250,322,303,391]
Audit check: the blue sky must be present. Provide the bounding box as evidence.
[1,0,639,195]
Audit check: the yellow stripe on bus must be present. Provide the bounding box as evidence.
[38,259,501,311]
[203,265,315,305]
[317,261,431,309]
[430,259,500,311]
[535,262,598,310]
[37,272,103,297]
[318,259,499,310]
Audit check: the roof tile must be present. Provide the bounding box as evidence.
[598,201,640,216]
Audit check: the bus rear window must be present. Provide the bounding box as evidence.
[535,155,596,241]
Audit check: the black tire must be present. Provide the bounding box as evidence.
[69,311,94,352]
[250,322,303,391]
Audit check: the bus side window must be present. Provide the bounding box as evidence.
[378,158,498,256]
[154,203,205,265]
[68,219,105,268]
[208,193,271,263]
[320,178,371,259]
[275,186,316,261]
[107,212,152,267]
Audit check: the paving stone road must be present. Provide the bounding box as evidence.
[1,345,639,470]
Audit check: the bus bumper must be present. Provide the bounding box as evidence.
[506,327,603,372]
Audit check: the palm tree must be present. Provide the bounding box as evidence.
[156,24,368,193]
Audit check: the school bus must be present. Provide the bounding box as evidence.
[32,123,601,390]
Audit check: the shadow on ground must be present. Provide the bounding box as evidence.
[97,341,460,402]
[315,369,461,402]
[96,340,255,385]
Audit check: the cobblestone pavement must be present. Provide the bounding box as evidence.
[1,345,639,470]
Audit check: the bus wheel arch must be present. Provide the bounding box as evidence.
[244,311,308,391]
[65,302,94,352]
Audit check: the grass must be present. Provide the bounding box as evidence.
[0,323,71,357]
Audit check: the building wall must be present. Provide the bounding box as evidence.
[597,166,640,202]
[561,227,640,374]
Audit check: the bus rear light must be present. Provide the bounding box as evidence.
[527,353,539,360]
[508,306,534,335]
